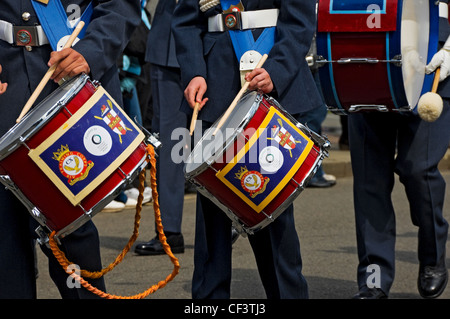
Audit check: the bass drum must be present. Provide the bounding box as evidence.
[316,0,439,114]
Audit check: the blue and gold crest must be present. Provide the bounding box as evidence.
[28,87,144,205]
[216,107,313,213]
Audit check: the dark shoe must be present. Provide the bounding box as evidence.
[418,265,448,298]
[352,286,388,299]
[307,175,336,188]
[135,233,185,256]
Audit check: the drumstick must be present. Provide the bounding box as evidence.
[431,67,441,93]
[16,21,85,123]
[189,102,200,136]
[212,54,268,136]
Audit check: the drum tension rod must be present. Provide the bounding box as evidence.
[20,140,31,151]
[316,55,402,67]
[261,210,274,223]
[63,106,73,116]
[117,166,130,181]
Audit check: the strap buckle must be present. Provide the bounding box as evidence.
[222,11,242,30]
[13,25,40,46]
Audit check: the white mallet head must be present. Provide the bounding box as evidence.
[417,92,443,122]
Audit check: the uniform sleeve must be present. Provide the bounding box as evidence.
[264,0,316,97]
[73,0,141,80]
[171,0,209,88]
[439,0,450,43]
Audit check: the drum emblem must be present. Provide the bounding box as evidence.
[52,144,94,186]
[235,166,269,198]
[268,119,302,157]
[95,99,132,143]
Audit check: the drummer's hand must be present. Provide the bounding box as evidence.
[426,36,450,81]
[185,76,208,110]
[245,67,273,94]
[0,65,7,95]
[48,48,90,83]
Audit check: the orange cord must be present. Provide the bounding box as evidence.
[48,143,180,299]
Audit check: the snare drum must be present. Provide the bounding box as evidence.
[185,92,329,235]
[0,74,151,241]
[316,0,439,114]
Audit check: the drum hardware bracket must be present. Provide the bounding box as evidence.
[35,225,52,246]
[91,79,101,88]
[261,210,274,223]
[20,139,31,151]
[187,178,203,191]
[328,104,400,113]
[117,166,141,188]
[316,55,402,67]
[63,105,73,117]
[298,122,331,158]
[349,104,389,112]
[327,106,348,116]
[290,176,303,189]
[77,203,91,217]
[207,164,219,173]
[134,121,162,151]
[146,133,162,151]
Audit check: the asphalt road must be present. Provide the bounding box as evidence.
[35,171,450,300]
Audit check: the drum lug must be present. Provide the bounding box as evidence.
[134,120,162,151]
[146,132,162,151]
[188,178,203,190]
[349,104,389,112]
[327,106,348,116]
[316,55,327,67]
[337,57,380,64]
[91,79,101,89]
[35,225,52,247]
[391,55,402,67]
[298,123,330,157]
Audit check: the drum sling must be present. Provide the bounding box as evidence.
[31,0,93,50]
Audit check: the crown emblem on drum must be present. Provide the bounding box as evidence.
[52,144,70,161]
[234,166,269,198]
[234,166,249,180]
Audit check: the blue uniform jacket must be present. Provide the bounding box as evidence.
[438,0,450,97]
[171,0,323,123]
[145,0,179,68]
[0,0,141,136]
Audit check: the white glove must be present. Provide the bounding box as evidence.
[425,35,450,81]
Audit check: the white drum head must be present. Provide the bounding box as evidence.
[401,0,429,108]
[185,91,260,176]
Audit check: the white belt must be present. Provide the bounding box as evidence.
[0,19,49,46]
[440,2,448,19]
[208,8,279,32]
